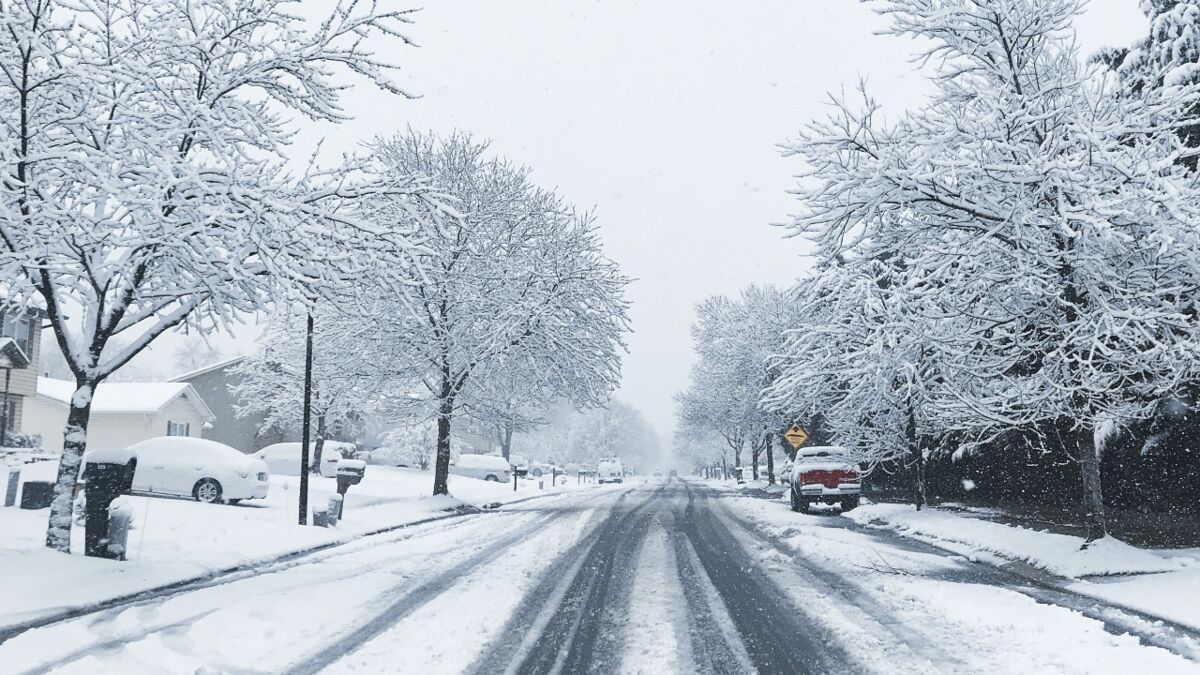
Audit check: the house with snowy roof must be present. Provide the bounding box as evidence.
[23,377,216,453]
[169,356,295,453]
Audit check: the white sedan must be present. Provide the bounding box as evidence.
[252,442,345,478]
[449,454,512,482]
[123,437,269,504]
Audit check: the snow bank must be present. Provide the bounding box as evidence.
[846,503,1179,578]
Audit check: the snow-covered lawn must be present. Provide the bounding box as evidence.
[0,462,594,632]
[846,502,1182,577]
[840,501,1200,633]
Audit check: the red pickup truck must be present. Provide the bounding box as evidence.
[788,446,861,513]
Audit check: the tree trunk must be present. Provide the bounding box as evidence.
[45,381,96,552]
[765,433,775,485]
[1079,426,1107,542]
[907,404,925,510]
[501,420,514,461]
[720,455,728,480]
[312,414,326,475]
[751,446,761,480]
[432,397,454,496]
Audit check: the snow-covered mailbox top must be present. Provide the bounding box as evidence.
[336,459,367,474]
[335,459,366,491]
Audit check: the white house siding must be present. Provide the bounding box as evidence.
[22,395,65,452]
[157,397,206,440]
[23,398,205,454]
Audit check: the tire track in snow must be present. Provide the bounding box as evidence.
[466,484,664,675]
[290,487,637,675]
[616,509,694,675]
[674,482,860,675]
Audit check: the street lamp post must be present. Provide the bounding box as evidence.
[299,313,314,526]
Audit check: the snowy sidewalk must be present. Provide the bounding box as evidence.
[0,464,594,634]
[847,502,1200,632]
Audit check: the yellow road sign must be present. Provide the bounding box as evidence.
[784,425,808,449]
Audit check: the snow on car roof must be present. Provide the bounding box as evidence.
[797,445,848,458]
[127,436,242,456]
[455,454,510,469]
[259,441,345,457]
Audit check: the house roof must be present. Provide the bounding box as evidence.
[168,355,247,383]
[37,377,216,421]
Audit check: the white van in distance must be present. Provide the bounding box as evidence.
[597,458,624,484]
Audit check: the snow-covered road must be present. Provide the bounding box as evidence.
[3,480,1199,674]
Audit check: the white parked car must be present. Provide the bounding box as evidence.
[122,437,269,504]
[450,454,512,482]
[253,442,344,478]
[598,458,624,484]
[527,462,558,478]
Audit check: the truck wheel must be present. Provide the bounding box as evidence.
[841,495,860,511]
[484,474,499,482]
[194,478,223,504]
[789,487,801,512]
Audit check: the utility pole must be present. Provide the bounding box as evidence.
[299,313,314,525]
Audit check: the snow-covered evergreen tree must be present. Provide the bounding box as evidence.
[1101,0,1200,169]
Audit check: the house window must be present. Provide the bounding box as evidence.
[166,421,190,437]
[0,310,33,361]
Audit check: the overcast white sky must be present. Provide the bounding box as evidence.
[149,0,1146,442]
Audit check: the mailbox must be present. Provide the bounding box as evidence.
[335,459,366,495]
[81,454,136,559]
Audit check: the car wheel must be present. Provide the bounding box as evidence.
[797,497,812,515]
[484,474,499,482]
[841,495,860,511]
[194,478,223,504]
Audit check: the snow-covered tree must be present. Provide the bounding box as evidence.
[779,0,1200,540]
[0,0,441,551]
[518,399,661,469]
[372,420,466,471]
[676,285,791,482]
[230,307,393,472]
[352,131,630,496]
[764,259,968,507]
